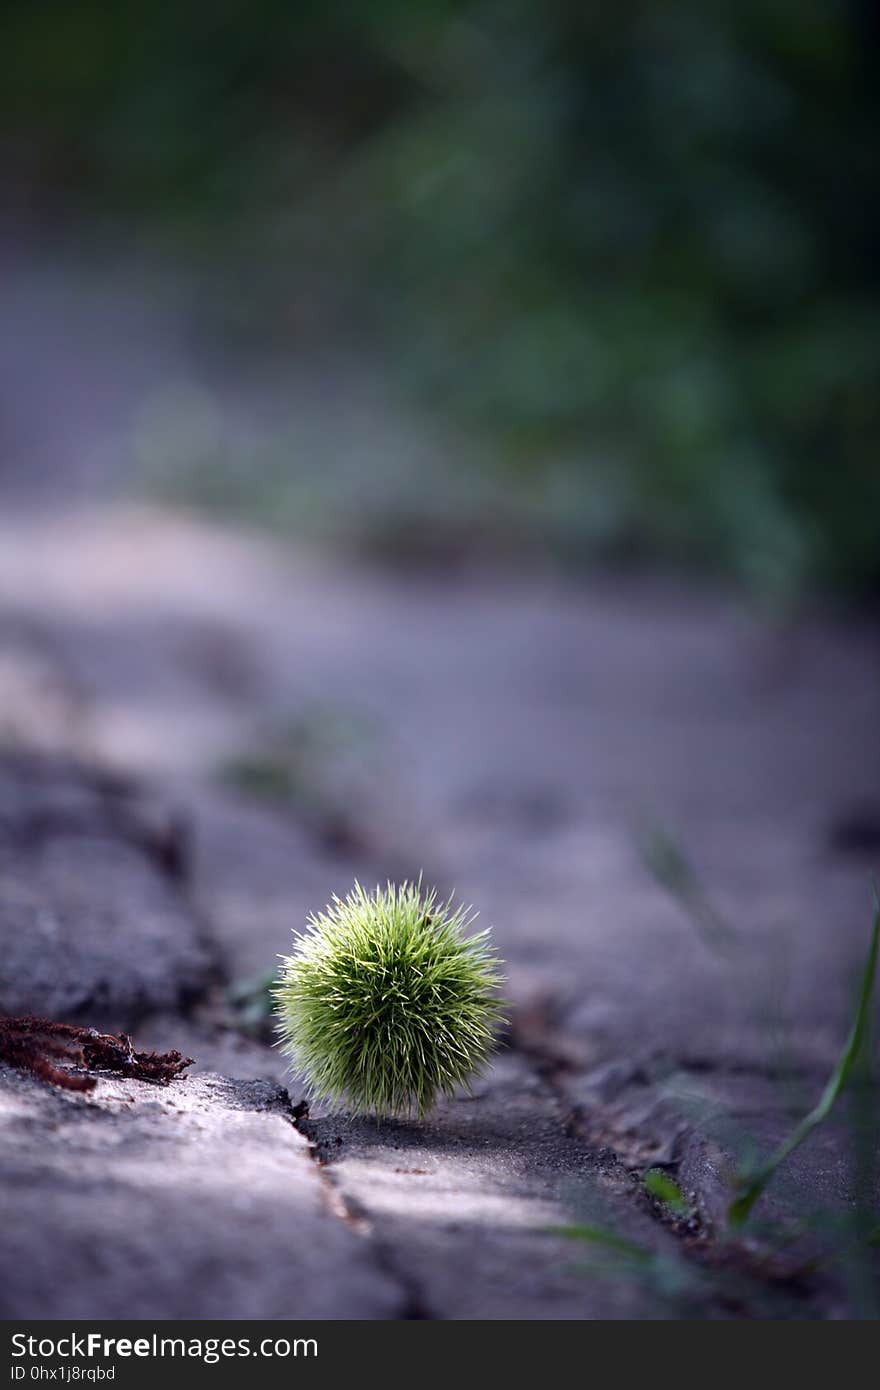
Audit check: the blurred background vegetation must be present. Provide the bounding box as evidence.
[2,0,878,600]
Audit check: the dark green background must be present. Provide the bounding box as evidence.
[3,1,877,597]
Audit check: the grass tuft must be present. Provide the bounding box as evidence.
[275,880,505,1116]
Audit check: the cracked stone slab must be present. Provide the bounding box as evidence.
[0,753,212,1020]
[300,1052,692,1320]
[0,1067,403,1320]
[1,509,878,1317]
[666,1066,879,1231]
[554,1051,878,1310]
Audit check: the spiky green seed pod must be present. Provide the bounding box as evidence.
[275,881,505,1116]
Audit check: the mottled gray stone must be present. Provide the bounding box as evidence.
[0,1068,403,1320]
[1,510,879,1317]
[0,754,212,1020]
[301,1052,692,1320]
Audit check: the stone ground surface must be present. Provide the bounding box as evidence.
[0,503,878,1319]
[0,1070,404,1320]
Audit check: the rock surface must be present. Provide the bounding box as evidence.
[0,754,212,1020]
[298,1051,695,1320]
[0,507,878,1318]
[0,1068,403,1320]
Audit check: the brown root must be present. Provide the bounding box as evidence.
[0,1015,192,1091]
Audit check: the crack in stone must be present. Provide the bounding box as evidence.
[285,1094,433,1319]
[503,1027,828,1310]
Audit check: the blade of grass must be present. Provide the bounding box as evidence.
[547,1223,652,1262]
[548,1223,724,1310]
[643,1168,692,1218]
[638,820,738,957]
[728,894,880,1227]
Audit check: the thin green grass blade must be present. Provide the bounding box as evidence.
[547,1223,651,1262]
[639,820,739,957]
[728,896,880,1227]
[643,1168,691,1217]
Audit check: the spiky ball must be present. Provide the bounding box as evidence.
[275,881,504,1116]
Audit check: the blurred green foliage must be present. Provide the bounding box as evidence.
[3,1,878,596]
